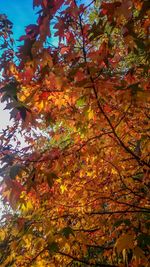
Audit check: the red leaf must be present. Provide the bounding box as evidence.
[33,0,42,8]
[60,46,69,54]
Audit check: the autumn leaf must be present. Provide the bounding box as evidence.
[0,0,149,266]
[115,234,135,254]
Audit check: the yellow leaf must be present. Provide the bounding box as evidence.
[23,234,32,249]
[64,242,70,253]
[35,259,48,266]
[20,199,33,213]
[38,100,44,111]
[88,108,94,120]
[60,184,67,193]
[0,229,6,241]
[0,255,13,267]
[111,169,117,175]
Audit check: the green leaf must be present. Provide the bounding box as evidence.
[61,227,74,238]
[48,242,59,253]
[137,234,150,248]
[132,172,143,181]
[114,219,131,228]
[76,97,86,108]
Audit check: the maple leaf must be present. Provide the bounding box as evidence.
[0,0,149,266]
[115,233,135,254]
[1,81,19,102]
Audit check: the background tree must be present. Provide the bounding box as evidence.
[0,0,150,266]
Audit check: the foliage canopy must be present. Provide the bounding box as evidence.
[0,0,150,266]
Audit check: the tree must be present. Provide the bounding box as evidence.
[0,0,150,266]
